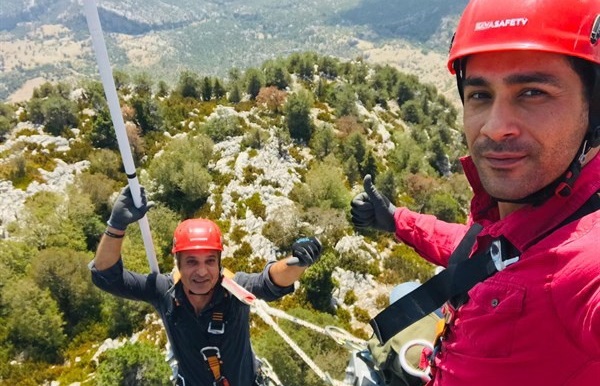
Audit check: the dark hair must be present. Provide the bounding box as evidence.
[568,56,595,103]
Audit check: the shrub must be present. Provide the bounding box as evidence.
[245,193,266,219]
[344,290,357,305]
[95,342,171,386]
[381,243,436,285]
[353,306,371,324]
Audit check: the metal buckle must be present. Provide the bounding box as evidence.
[490,240,519,272]
[201,346,221,361]
[208,321,225,334]
[591,15,600,45]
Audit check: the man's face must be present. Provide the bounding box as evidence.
[462,51,588,201]
[178,250,221,296]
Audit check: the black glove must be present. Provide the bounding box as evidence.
[287,237,322,267]
[107,186,154,231]
[350,174,396,233]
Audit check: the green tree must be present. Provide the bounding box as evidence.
[213,78,226,100]
[402,100,425,124]
[390,133,434,175]
[75,172,119,221]
[131,94,163,134]
[30,248,102,337]
[361,149,378,180]
[245,67,264,100]
[292,154,350,210]
[0,103,15,140]
[228,82,242,103]
[299,251,336,312]
[102,296,152,337]
[263,59,290,89]
[284,89,314,142]
[355,84,376,110]
[113,70,131,92]
[202,113,243,142]
[424,191,465,223]
[370,64,399,104]
[0,240,37,277]
[201,76,213,101]
[396,74,419,105]
[343,156,361,186]
[89,106,119,149]
[132,72,153,96]
[242,126,269,149]
[95,342,171,386]
[376,169,397,203]
[287,51,316,80]
[41,96,79,136]
[13,191,87,251]
[65,184,105,250]
[340,132,366,171]
[176,70,201,99]
[4,278,66,362]
[331,84,357,118]
[317,55,339,79]
[310,124,337,160]
[148,135,213,216]
[156,80,170,98]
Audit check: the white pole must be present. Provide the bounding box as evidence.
[83,0,159,273]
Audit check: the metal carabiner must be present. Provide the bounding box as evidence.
[398,339,434,382]
[490,239,520,272]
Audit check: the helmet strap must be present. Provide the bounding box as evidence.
[453,60,467,104]
[587,65,600,148]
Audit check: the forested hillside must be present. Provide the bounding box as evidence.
[0,52,469,385]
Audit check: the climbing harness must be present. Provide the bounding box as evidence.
[201,308,230,386]
[372,191,600,381]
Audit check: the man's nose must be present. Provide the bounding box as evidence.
[195,263,209,275]
[480,98,521,142]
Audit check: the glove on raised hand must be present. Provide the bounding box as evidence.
[107,186,154,231]
[287,237,322,267]
[350,174,396,233]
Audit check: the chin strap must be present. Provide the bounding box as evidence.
[493,140,590,206]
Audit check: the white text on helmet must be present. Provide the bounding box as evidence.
[474,18,528,31]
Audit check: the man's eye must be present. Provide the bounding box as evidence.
[466,91,489,100]
[521,89,545,97]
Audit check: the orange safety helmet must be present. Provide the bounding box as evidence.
[448,0,600,73]
[171,219,223,254]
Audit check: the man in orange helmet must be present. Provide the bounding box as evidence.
[351,0,600,384]
[91,186,322,386]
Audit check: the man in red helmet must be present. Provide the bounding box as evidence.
[351,0,600,384]
[91,186,322,386]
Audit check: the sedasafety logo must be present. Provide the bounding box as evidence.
[474,18,528,31]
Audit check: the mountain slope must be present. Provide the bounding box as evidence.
[0,0,465,103]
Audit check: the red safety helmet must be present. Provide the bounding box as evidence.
[172,219,223,254]
[448,0,600,73]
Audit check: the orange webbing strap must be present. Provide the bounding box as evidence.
[207,354,222,379]
[201,346,230,386]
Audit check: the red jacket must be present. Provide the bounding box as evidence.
[393,154,600,385]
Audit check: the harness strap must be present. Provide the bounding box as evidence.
[370,191,600,344]
[370,225,501,344]
[202,295,230,386]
